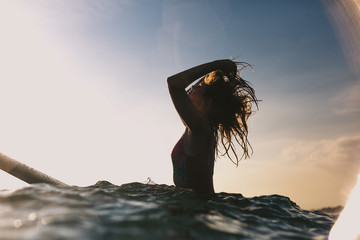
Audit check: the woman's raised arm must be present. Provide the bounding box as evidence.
[167,60,236,133]
[167,60,236,89]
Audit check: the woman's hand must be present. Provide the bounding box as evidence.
[215,59,237,80]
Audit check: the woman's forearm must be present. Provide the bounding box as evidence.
[167,60,234,89]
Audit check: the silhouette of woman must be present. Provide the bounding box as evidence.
[168,59,259,193]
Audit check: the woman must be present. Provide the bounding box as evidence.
[168,59,259,193]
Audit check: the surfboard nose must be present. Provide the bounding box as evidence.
[0,152,68,186]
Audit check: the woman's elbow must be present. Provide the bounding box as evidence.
[167,76,174,86]
[167,76,180,91]
[167,75,186,90]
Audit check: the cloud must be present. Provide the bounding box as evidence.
[281,134,360,171]
[331,81,360,115]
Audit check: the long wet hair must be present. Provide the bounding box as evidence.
[203,62,259,166]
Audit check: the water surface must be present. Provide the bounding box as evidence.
[0,182,337,239]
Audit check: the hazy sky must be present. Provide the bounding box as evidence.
[0,0,359,210]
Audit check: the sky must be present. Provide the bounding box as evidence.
[0,0,359,210]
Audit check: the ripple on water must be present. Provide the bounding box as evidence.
[0,182,337,240]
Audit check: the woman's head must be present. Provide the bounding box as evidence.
[187,81,212,115]
[201,63,259,165]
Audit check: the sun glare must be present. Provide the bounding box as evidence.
[329,173,360,240]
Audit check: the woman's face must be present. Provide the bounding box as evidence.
[188,82,211,115]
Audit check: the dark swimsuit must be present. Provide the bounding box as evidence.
[171,136,215,193]
[171,137,189,188]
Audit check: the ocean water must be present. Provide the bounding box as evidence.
[0,181,338,240]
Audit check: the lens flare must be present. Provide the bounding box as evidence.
[322,0,360,75]
[329,173,360,240]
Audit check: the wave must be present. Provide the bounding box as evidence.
[0,181,337,240]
